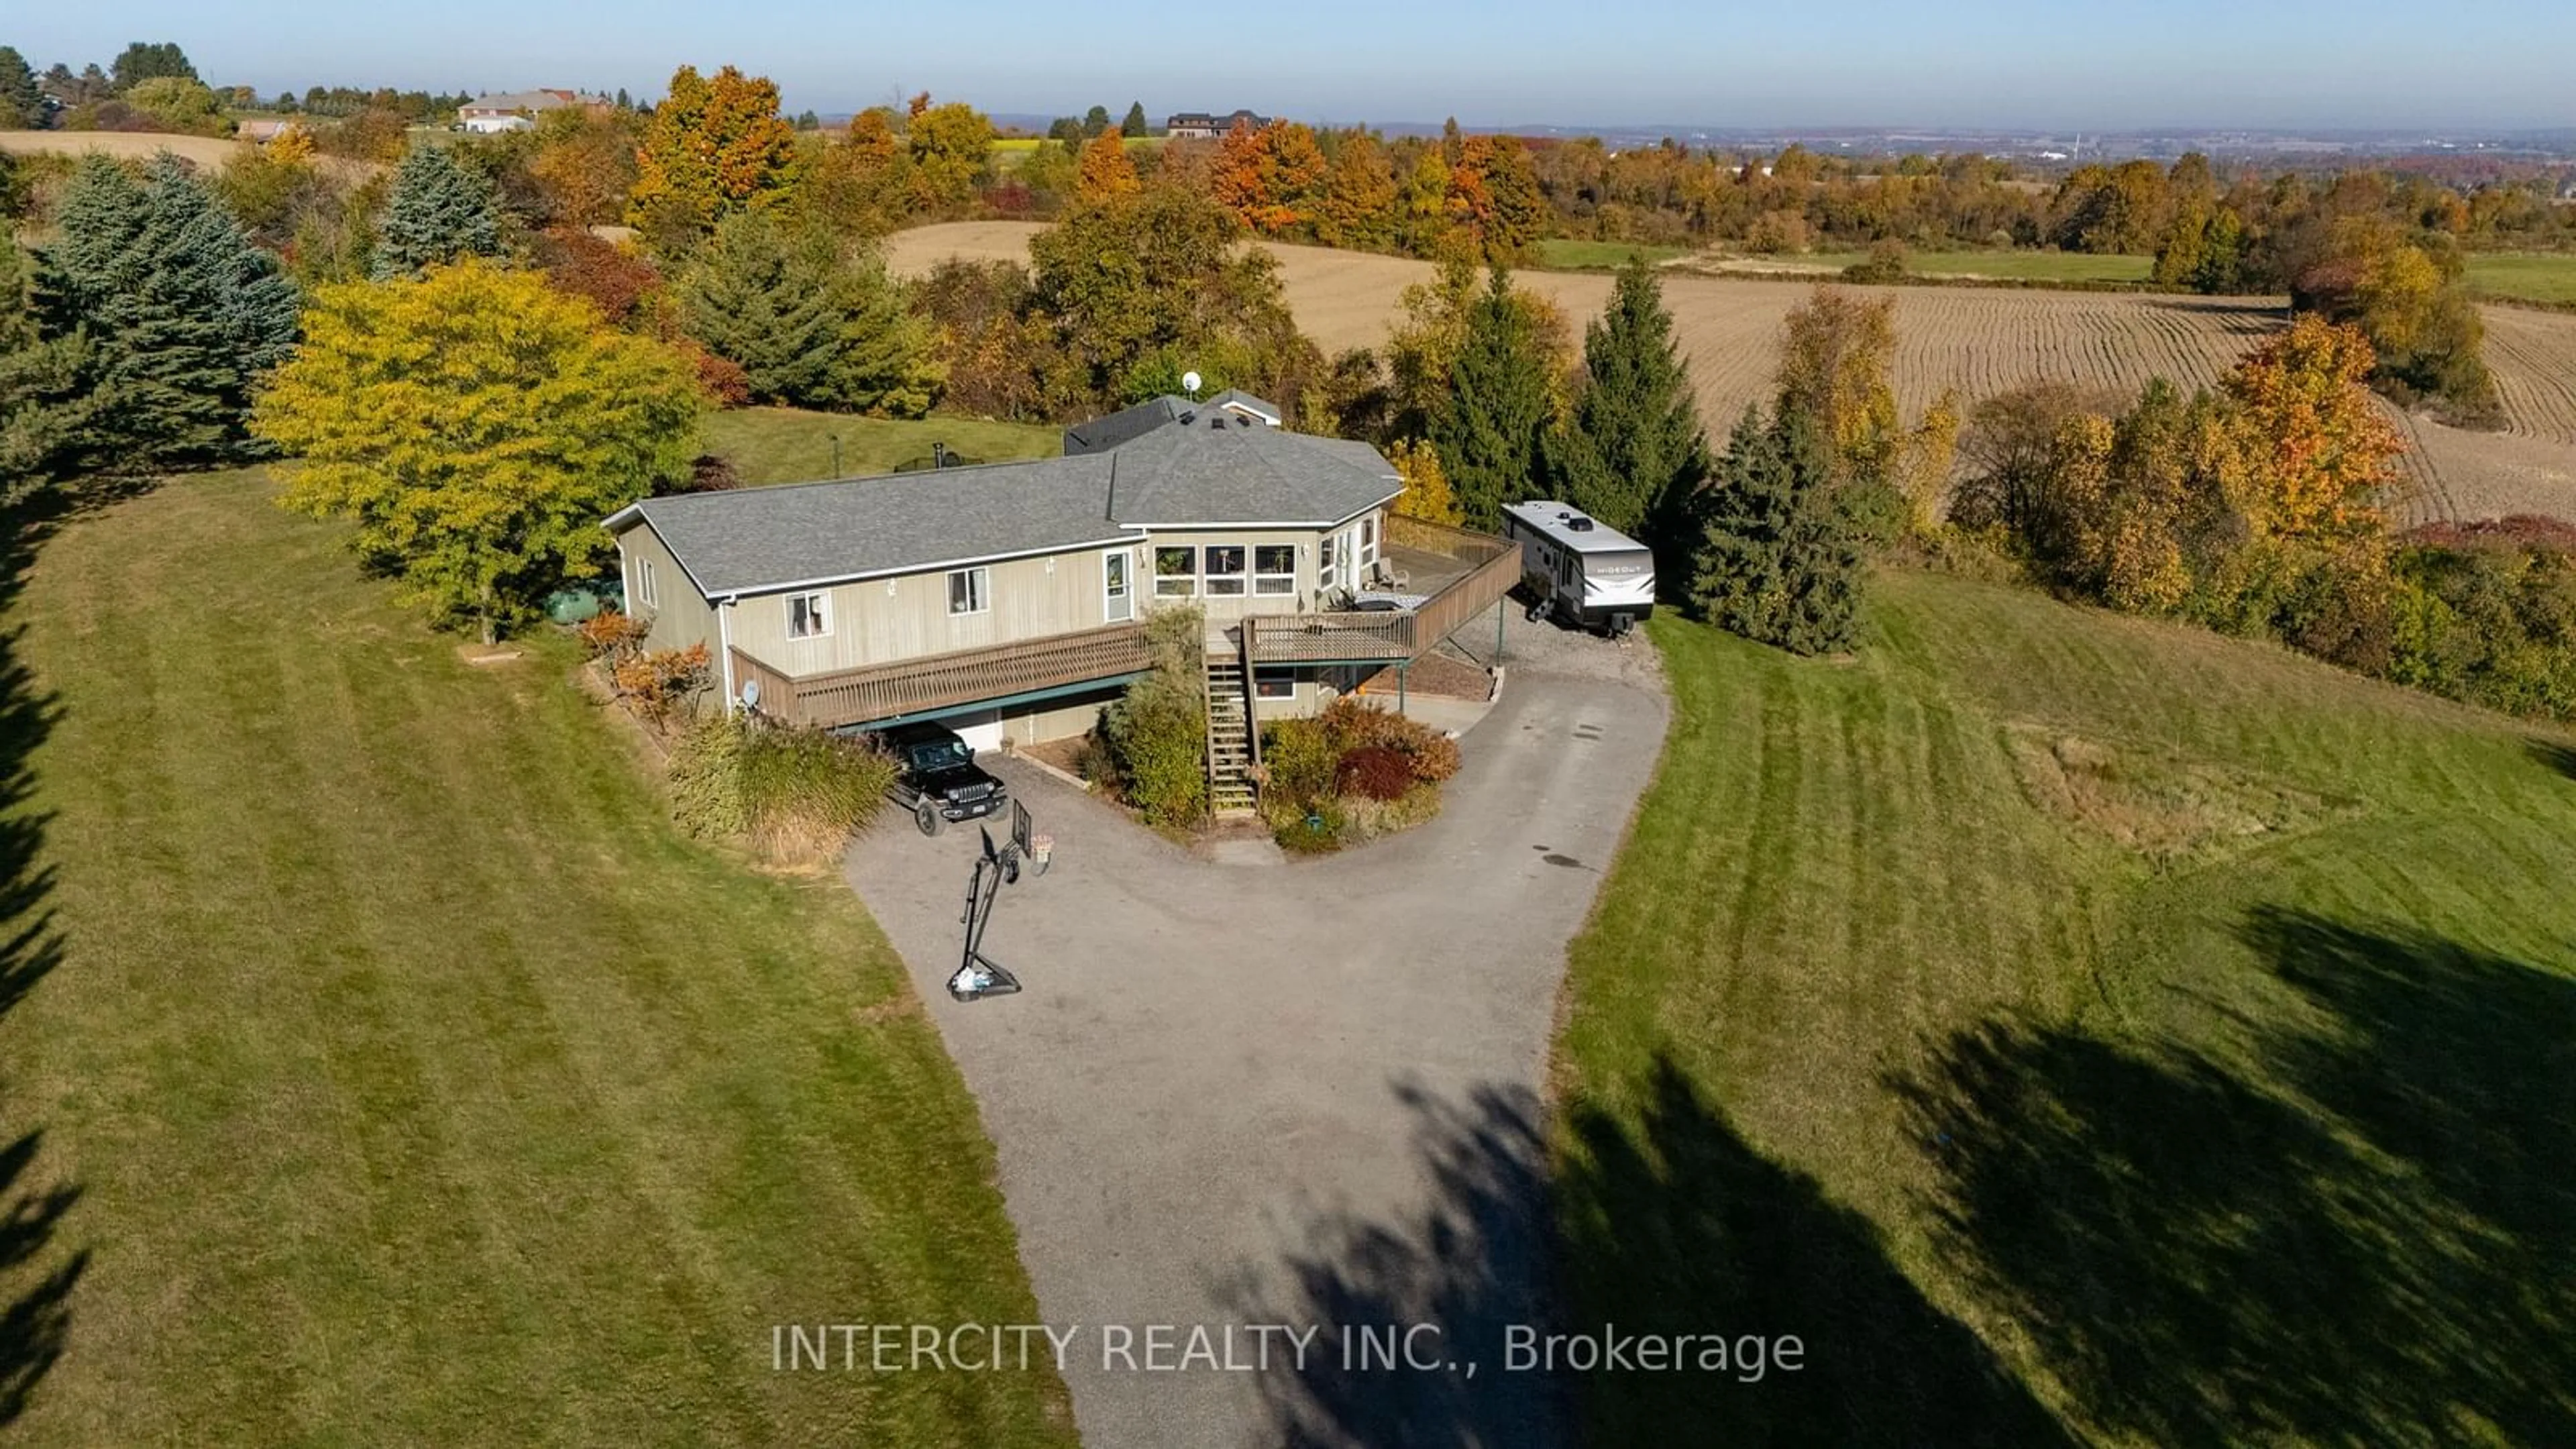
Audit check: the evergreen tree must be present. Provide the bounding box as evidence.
[372,145,503,278]
[1428,268,1554,531]
[110,42,197,91]
[0,239,103,489]
[0,47,42,129]
[676,210,940,416]
[1690,407,1865,655]
[1547,258,1709,545]
[1082,104,1112,138]
[1120,102,1148,138]
[34,155,299,466]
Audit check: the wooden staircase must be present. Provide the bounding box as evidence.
[1203,641,1258,817]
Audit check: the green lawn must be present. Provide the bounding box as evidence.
[0,474,1077,1443]
[1554,570,2576,1443]
[1531,238,1691,271]
[2465,252,2576,306]
[700,407,1060,485]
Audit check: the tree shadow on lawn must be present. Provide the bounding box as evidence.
[0,493,86,1427]
[2528,737,2576,783]
[1228,1070,2071,1448]
[1896,907,2576,1446]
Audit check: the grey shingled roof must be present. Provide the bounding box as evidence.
[1061,396,1191,455]
[614,405,1401,598]
[620,458,1130,598]
[1102,413,1398,525]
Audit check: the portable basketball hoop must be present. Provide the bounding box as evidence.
[947,810,1045,1002]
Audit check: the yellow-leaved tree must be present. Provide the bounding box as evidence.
[254,262,702,642]
[1387,437,1462,527]
[2224,314,2405,538]
[627,64,799,239]
[1774,286,1900,486]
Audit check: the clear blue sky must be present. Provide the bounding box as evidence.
[11,1,2571,131]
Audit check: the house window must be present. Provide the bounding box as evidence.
[1318,535,1339,591]
[787,591,829,639]
[1359,515,1379,570]
[1254,668,1295,700]
[1254,544,1296,595]
[947,567,990,615]
[1155,545,1197,597]
[1203,545,1247,596]
[639,557,658,608]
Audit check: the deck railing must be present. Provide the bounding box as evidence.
[729,524,1521,727]
[1244,531,1521,665]
[731,621,1153,731]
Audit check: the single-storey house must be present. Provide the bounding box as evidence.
[605,396,1519,808]
[458,89,610,133]
[1165,109,1269,140]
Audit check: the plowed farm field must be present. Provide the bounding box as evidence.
[886,221,2576,527]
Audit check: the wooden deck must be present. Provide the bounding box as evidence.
[1244,521,1521,665]
[731,622,1152,731]
[729,520,1521,730]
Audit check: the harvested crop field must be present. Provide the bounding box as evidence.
[886,221,2576,527]
[0,128,378,184]
[0,127,243,170]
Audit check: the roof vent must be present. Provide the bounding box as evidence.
[1567,515,1595,531]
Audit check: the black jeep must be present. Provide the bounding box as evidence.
[881,720,1009,837]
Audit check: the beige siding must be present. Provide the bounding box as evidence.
[996,690,1123,749]
[730,543,1133,676]
[617,525,714,656]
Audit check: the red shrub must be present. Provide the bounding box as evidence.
[2405,515,2576,556]
[535,227,660,325]
[1334,744,1414,802]
[575,609,651,659]
[1318,698,1462,782]
[612,643,710,725]
[679,344,751,408]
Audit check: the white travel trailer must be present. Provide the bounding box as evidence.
[1498,500,1656,635]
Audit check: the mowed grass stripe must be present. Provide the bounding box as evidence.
[1552,566,2576,1441]
[5,473,1075,1445]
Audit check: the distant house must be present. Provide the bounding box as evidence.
[235,119,301,144]
[1165,109,1269,140]
[456,89,610,133]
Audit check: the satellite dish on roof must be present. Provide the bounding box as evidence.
[1181,370,1202,397]
[739,678,761,710]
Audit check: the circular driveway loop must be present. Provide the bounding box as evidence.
[845,621,1669,1448]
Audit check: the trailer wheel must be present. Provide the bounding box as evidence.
[915,802,945,837]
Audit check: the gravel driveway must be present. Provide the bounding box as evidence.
[843,614,1668,1448]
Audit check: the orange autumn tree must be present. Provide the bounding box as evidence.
[2224,314,2405,537]
[627,64,798,235]
[1073,131,1139,203]
[1210,119,1326,237]
[1447,133,1544,260]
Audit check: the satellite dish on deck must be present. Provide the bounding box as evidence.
[1181,370,1202,396]
[739,678,761,709]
